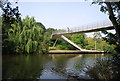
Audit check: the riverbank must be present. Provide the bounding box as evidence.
[48,50,105,54]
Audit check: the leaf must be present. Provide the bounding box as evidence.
[25,39,32,53]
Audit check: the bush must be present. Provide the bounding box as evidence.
[83,54,120,80]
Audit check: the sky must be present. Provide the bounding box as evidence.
[11,1,115,37]
[17,2,111,28]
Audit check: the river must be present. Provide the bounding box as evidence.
[3,54,106,79]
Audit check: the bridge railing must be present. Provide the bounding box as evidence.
[52,21,113,35]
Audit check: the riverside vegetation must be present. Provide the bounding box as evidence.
[2,15,117,54]
[1,0,120,80]
[1,0,119,54]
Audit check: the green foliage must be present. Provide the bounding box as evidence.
[85,37,94,50]
[52,33,114,52]
[85,37,116,52]
[103,44,115,53]
[1,0,21,54]
[1,1,60,54]
[84,54,120,80]
[92,1,120,53]
[44,28,56,47]
[101,30,120,53]
[20,16,46,54]
[56,37,75,50]
[71,34,88,48]
[54,34,87,50]
[3,15,48,54]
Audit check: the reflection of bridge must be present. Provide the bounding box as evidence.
[51,21,115,52]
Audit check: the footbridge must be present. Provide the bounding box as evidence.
[51,21,115,52]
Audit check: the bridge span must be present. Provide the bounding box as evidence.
[50,21,115,53]
[52,21,114,39]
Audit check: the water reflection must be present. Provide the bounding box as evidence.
[3,54,104,79]
[3,54,50,79]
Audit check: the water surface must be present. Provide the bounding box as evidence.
[3,54,105,79]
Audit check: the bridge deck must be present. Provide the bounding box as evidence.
[52,25,114,39]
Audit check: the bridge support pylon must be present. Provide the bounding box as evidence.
[60,35,83,51]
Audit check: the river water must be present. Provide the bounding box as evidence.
[3,54,105,79]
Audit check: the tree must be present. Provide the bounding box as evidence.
[1,0,21,54]
[44,28,56,47]
[93,32,102,50]
[52,34,88,50]
[101,29,120,52]
[1,1,50,54]
[105,2,120,40]
[85,37,95,50]
[91,1,120,53]
[8,16,47,54]
[85,36,116,52]
[84,54,120,80]
[71,34,88,48]
[92,1,120,41]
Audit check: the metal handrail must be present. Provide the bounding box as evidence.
[52,21,113,35]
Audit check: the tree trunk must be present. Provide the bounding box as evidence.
[105,2,120,41]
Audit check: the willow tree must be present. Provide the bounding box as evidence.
[8,16,47,54]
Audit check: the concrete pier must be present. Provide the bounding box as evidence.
[48,50,105,54]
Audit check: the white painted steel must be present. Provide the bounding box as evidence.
[61,35,83,50]
[52,21,113,35]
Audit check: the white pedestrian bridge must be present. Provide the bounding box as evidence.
[51,21,115,51]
